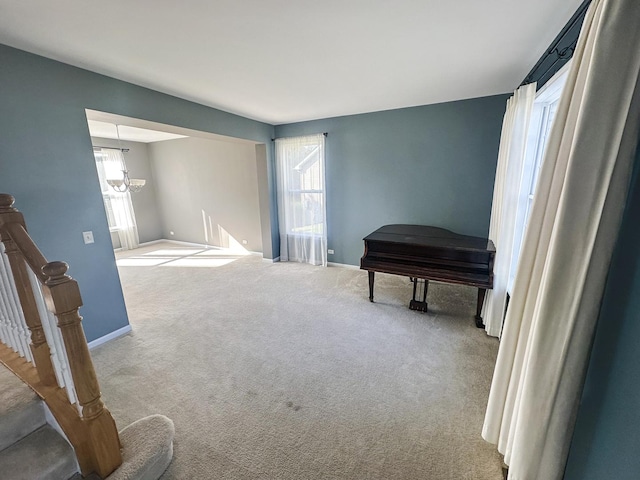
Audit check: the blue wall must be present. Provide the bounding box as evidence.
[0,44,275,342]
[275,95,509,265]
[0,42,509,342]
[564,144,640,479]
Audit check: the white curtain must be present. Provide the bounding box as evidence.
[95,148,139,250]
[482,83,536,338]
[275,134,327,266]
[482,0,640,479]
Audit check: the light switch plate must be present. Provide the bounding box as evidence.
[82,231,94,244]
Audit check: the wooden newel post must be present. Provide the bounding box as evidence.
[0,194,57,386]
[42,261,122,478]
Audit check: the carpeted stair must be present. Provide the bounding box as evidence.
[0,363,175,480]
[0,365,78,480]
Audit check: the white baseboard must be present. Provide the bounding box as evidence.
[139,238,211,248]
[88,325,132,350]
[139,239,263,257]
[263,256,281,263]
[328,261,360,270]
[136,239,166,248]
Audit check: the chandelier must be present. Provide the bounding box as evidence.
[106,124,146,193]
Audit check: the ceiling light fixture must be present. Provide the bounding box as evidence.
[106,124,146,193]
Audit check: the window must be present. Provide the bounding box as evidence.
[275,134,327,266]
[94,147,123,230]
[93,147,139,250]
[525,92,561,231]
[508,65,570,291]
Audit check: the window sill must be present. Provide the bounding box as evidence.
[288,232,324,237]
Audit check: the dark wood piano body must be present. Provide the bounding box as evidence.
[360,225,495,326]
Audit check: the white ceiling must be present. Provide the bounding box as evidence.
[0,0,583,124]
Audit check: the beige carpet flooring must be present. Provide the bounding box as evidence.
[90,242,503,479]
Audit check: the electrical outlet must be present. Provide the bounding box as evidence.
[82,231,94,244]
[328,249,335,255]
[242,239,248,245]
[169,231,175,236]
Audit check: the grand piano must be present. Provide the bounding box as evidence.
[360,225,495,327]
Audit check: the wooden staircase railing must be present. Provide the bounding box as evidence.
[0,193,122,478]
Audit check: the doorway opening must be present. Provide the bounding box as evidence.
[85,109,273,268]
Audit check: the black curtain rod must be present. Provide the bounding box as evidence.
[272,132,328,142]
[521,0,591,87]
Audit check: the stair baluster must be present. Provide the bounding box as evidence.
[0,228,56,387]
[30,269,79,406]
[0,243,34,362]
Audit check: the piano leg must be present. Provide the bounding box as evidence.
[475,288,487,328]
[409,278,429,312]
[368,271,375,302]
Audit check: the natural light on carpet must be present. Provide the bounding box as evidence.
[116,247,246,268]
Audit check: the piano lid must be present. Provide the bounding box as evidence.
[363,225,495,253]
